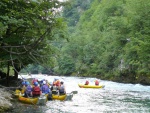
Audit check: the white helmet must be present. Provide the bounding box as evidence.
[43,81,46,84]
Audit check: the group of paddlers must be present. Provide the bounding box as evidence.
[21,78,66,99]
[84,79,100,85]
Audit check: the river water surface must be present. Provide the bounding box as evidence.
[10,74,150,113]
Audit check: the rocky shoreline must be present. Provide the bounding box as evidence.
[0,88,13,112]
[0,78,22,113]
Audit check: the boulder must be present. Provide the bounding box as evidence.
[0,88,12,112]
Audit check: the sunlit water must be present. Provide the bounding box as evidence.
[9,74,150,113]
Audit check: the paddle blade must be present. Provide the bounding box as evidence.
[72,91,78,94]
[37,96,47,105]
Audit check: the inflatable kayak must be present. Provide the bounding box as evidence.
[78,84,105,88]
[19,95,38,104]
[52,94,67,101]
[17,90,77,102]
[47,91,78,101]
[14,89,24,97]
[18,95,47,105]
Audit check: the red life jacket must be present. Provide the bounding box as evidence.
[32,79,38,84]
[32,86,41,95]
[95,80,99,85]
[85,81,89,85]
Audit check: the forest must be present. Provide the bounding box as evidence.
[0,0,150,85]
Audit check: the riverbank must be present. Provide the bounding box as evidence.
[101,75,150,86]
[76,73,150,86]
[0,88,13,112]
[0,78,22,112]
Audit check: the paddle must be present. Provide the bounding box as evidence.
[71,91,78,94]
[37,95,47,105]
[64,91,78,101]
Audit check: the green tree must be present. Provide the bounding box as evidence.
[62,0,94,27]
[0,0,67,84]
[123,0,150,78]
[61,0,150,83]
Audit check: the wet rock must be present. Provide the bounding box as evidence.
[0,88,12,112]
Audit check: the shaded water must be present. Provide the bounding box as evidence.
[9,74,150,113]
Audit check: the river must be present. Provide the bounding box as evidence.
[9,74,150,113]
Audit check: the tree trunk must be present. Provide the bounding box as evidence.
[14,66,20,80]
[14,69,18,80]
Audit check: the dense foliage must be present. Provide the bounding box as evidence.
[0,0,67,80]
[59,0,150,83]
[0,0,149,85]
[62,0,94,27]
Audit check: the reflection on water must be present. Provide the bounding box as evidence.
[8,75,150,113]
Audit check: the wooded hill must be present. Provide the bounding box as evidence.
[57,0,150,84]
[0,0,149,85]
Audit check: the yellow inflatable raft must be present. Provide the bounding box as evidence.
[19,95,47,105]
[18,95,38,104]
[52,94,67,101]
[78,84,105,88]
[14,89,24,97]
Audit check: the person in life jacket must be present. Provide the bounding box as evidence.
[51,82,58,94]
[21,81,25,88]
[55,80,60,87]
[53,78,60,87]
[21,81,27,94]
[95,80,99,86]
[39,79,45,87]
[32,78,38,85]
[47,81,53,100]
[59,81,66,95]
[41,81,50,94]
[24,81,32,97]
[85,80,89,85]
[32,81,42,97]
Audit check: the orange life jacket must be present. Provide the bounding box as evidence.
[54,80,60,86]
